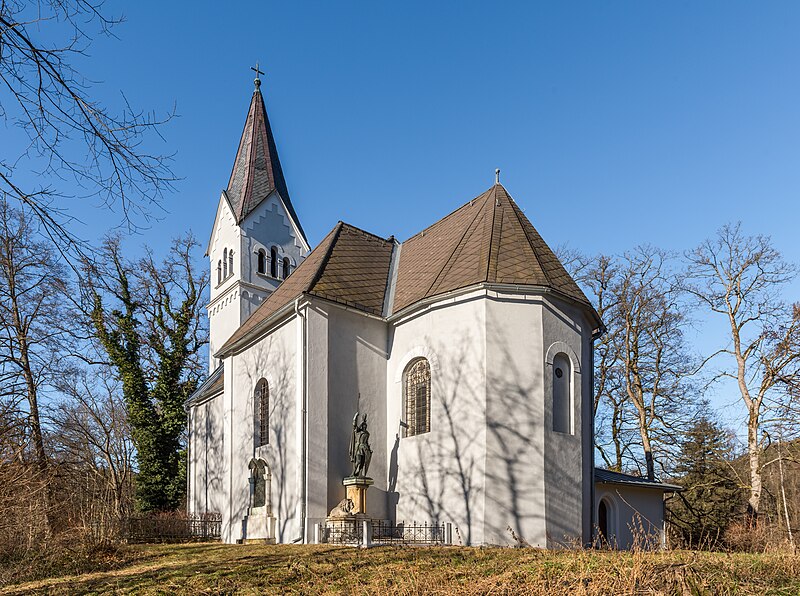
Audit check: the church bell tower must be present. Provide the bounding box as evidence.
[206,66,310,372]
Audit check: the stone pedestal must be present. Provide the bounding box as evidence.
[343,476,373,515]
[242,506,277,544]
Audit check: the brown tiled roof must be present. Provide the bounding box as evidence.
[226,87,307,244]
[217,184,597,356]
[392,184,593,313]
[218,223,393,354]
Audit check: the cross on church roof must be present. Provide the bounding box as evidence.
[251,62,265,89]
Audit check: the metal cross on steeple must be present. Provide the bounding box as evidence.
[251,62,265,89]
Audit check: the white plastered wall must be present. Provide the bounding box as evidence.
[594,484,666,550]
[540,295,594,547]
[387,291,488,545]
[188,392,227,518]
[483,293,547,547]
[225,315,300,544]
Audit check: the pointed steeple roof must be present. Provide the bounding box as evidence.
[226,84,308,244]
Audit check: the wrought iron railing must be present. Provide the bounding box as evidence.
[322,519,451,546]
[125,512,222,543]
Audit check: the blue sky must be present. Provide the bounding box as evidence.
[6,1,800,432]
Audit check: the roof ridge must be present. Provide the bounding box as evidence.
[404,186,494,241]
[308,222,345,292]
[503,190,551,286]
[424,191,493,297]
[338,221,392,243]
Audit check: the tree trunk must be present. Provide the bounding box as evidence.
[746,408,761,519]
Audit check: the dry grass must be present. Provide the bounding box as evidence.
[2,542,800,595]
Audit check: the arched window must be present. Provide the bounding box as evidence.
[403,358,431,437]
[270,247,278,278]
[217,260,222,285]
[552,353,572,434]
[223,248,228,279]
[255,378,269,446]
[257,250,266,275]
[598,497,615,546]
[228,249,234,277]
[282,257,291,279]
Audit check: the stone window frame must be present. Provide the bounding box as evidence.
[545,341,581,436]
[255,378,269,447]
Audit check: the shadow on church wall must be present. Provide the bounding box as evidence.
[239,332,299,542]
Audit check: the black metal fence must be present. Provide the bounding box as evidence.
[125,513,222,543]
[372,520,447,545]
[322,519,450,546]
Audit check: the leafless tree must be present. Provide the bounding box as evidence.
[0,200,73,533]
[685,223,800,518]
[0,0,175,257]
[567,247,696,479]
[52,366,134,537]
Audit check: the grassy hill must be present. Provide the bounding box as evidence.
[2,543,799,595]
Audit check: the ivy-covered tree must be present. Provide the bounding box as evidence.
[667,414,740,548]
[88,235,207,511]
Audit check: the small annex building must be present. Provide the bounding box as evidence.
[186,74,678,548]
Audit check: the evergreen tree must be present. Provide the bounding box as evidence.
[88,235,207,511]
[668,414,741,548]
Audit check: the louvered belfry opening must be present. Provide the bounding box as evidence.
[404,358,431,437]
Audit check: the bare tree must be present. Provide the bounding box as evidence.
[567,247,695,479]
[0,200,73,533]
[52,366,134,536]
[0,0,175,255]
[685,223,800,518]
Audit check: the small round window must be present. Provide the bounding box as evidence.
[555,368,563,378]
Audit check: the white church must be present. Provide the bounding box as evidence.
[186,73,678,548]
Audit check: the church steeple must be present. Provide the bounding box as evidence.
[225,71,308,245]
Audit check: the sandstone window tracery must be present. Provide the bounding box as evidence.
[403,358,431,437]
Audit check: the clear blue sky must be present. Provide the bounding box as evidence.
[7,1,800,432]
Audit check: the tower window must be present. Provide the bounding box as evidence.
[257,250,266,274]
[229,249,234,277]
[217,260,222,285]
[282,257,291,279]
[270,247,278,278]
[403,358,431,437]
[223,248,228,279]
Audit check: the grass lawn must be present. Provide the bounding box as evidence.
[2,542,799,595]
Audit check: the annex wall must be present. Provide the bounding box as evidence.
[594,484,666,550]
[188,391,226,518]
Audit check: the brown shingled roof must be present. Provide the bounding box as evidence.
[226,87,307,244]
[392,184,593,313]
[217,183,597,356]
[218,223,393,354]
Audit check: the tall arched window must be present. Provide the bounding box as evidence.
[228,249,234,277]
[552,353,572,434]
[217,260,222,285]
[257,250,266,274]
[223,248,228,279]
[403,358,431,437]
[270,247,278,278]
[255,378,269,447]
[282,257,291,279]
